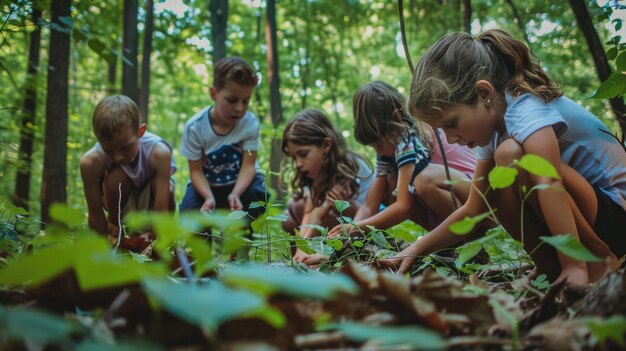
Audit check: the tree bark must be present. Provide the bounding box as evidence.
[139,0,153,122]
[504,0,532,48]
[41,0,71,224]
[122,0,138,103]
[107,55,117,95]
[265,0,284,198]
[14,2,41,210]
[210,0,228,62]
[568,0,626,134]
[463,0,471,33]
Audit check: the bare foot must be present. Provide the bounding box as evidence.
[554,265,589,287]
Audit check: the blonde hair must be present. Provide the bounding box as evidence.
[353,81,432,151]
[282,109,362,207]
[92,95,140,140]
[408,29,561,122]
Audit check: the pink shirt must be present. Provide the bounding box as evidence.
[430,129,477,177]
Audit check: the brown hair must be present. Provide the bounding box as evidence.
[353,81,432,150]
[282,109,362,207]
[92,95,140,140]
[213,57,259,89]
[408,29,561,123]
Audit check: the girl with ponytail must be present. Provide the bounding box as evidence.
[381,29,626,287]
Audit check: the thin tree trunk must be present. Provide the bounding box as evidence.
[504,0,532,48]
[568,0,626,135]
[14,2,41,210]
[122,0,138,103]
[210,0,228,62]
[107,55,116,95]
[301,0,310,109]
[265,0,284,198]
[463,0,471,33]
[139,0,153,122]
[41,0,71,224]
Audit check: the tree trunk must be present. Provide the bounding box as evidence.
[504,0,532,48]
[107,55,117,95]
[139,0,153,122]
[301,0,310,109]
[265,0,284,198]
[463,0,471,33]
[41,0,71,224]
[14,2,41,211]
[122,0,138,103]
[568,0,626,134]
[210,0,228,62]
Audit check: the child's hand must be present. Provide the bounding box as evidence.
[328,223,357,237]
[377,244,419,274]
[201,196,216,212]
[326,183,350,204]
[227,193,243,211]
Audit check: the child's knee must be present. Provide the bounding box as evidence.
[494,139,524,166]
[412,166,440,196]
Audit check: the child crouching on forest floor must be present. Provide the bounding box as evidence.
[379,29,626,287]
[80,95,176,244]
[282,109,374,266]
[179,57,268,219]
[328,81,477,239]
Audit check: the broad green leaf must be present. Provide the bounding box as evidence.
[293,237,314,254]
[455,240,483,267]
[228,210,248,219]
[607,47,618,60]
[334,200,350,213]
[449,211,491,235]
[248,201,265,209]
[616,52,626,72]
[587,315,626,346]
[223,264,358,300]
[540,234,601,262]
[87,38,105,54]
[352,240,364,248]
[488,166,518,189]
[49,203,84,228]
[267,213,288,222]
[328,322,444,349]
[74,252,167,290]
[143,279,271,332]
[370,230,391,248]
[327,238,344,251]
[184,236,213,273]
[515,154,561,179]
[0,306,86,343]
[591,73,626,99]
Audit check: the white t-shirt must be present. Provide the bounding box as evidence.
[476,93,626,211]
[180,106,260,187]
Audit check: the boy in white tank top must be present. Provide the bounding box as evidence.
[80,95,176,243]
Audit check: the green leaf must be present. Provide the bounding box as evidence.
[49,203,84,228]
[327,238,344,251]
[607,47,618,61]
[228,210,248,219]
[352,240,364,248]
[327,322,444,349]
[294,237,314,254]
[488,166,518,189]
[587,315,626,346]
[370,230,391,248]
[591,73,626,99]
[0,306,86,344]
[267,213,288,222]
[531,274,549,290]
[616,52,626,72]
[449,211,491,235]
[334,200,350,213]
[300,223,328,236]
[143,279,271,332]
[223,264,358,300]
[248,201,265,209]
[455,240,483,267]
[87,38,105,54]
[515,154,561,179]
[540,234,601,262]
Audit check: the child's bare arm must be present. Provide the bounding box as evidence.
[188,158,215,212]
[149,143,173,212]
[228,150,257,210]
[379,159,494,273]
[354,176,386,222]
[80,152,107,235]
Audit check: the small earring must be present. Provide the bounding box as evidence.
[485,98,491,106]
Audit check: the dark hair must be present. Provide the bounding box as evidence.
[92,95,140,140]
[353,81,432,150]
[408,29,561,123]
[282,109,361,207]
[213,56,259,89]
